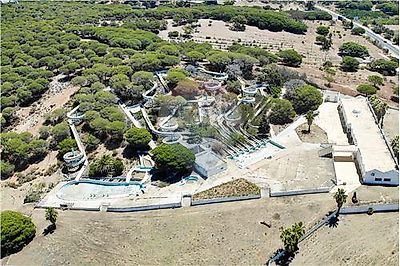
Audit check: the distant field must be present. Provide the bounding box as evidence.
[159,19,398,103]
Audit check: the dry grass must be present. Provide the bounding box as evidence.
[296,123,328,144]
[193,178,260,200]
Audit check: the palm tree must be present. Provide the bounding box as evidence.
[377,101,388,128]
[333,188,348,217]
[280,222,305,254]
[370,96,388,127]
[306,111,314,133]
[45,207,58,226]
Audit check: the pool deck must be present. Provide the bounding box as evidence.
[37,181,183,210]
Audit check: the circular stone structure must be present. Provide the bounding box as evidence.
[203,81,222,93]
[162,134,182,144]
[63,150,85,172]
[241,96,256,104]
[67,112,85,124]
[242,86,258,95]
[160,120,179,131]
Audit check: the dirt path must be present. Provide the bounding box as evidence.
[14,76,79,136]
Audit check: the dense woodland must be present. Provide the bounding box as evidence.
[0,2,398,179]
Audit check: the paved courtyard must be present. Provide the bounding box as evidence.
[249,144,335,192]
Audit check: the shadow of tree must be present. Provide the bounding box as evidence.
[42,224,56,236]
[326,215,339,228]
[268,249,296,266]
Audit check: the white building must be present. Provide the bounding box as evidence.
[184,142,227,178]
[338,97,399,186]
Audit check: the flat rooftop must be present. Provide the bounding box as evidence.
[195,151,226,170]
[340,97,395,172]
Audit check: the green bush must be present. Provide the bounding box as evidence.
[351,27,366,35]
[269,98,295,125]
[340,56,360,72]
[367,207,374,215]
[0,161,15,179]
[56,138,78,158]
[316,25,329,36]
[368,59,398,76]
[357,84,377,95]
[339,42,369,58]
[1,210,36,257]
[277,49,302,67]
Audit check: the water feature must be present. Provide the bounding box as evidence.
[56,180,144,201]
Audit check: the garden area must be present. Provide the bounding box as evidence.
[193,178,260,200]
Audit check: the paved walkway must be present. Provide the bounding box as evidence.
[314,102,348,145]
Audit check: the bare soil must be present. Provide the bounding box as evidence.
[296,123,328,144]
[293,213,399,266]
[14,79,79,136]
[3,194,335,266]
[383,108,399,141]
[159,19,398,103]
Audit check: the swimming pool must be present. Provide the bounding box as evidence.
[56,180,144,201]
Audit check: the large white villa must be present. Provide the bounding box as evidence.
[338,97,399,186]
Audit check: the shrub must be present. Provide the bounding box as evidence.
[351,27,366,35]
[339,42,369,58]
[277,49,302,67]
[166,68,188,88]
[24,190,42,203]
[391,136,399,158]
[340,56,359,72]
[316,25,329,36]
[269,98,296,124]
[0,161,15,179]
[1,210,36,257]
[56,138,77,158]
[173,78,200,100]
[367,75,384,88]
[367,207,374,215]
[368,59,398,76]
[168,31,179,38]
[357,84,377,95]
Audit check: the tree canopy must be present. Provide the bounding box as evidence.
[277,49,302,67]
[357,84,377,95]
[124,127,152,150]
[285,85,323,114]
[151,144,195,179]
[339,42,369,58]
[1,210,36,257]
[88,154,124,177]
[269,98,296,125]
[368,59,398,76]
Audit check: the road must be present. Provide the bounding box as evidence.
[315,5,399,58]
